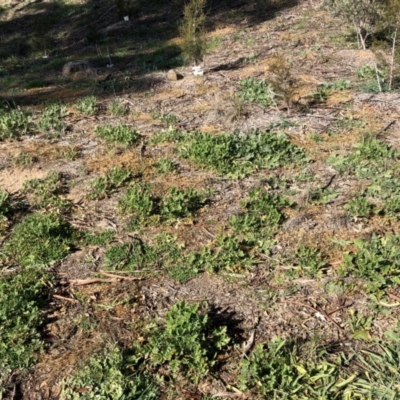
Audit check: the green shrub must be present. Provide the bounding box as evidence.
[37,103,67,137]
[239,77,276,107]
[95,124,140,146]
[61,345,157,400]
[133,301,230,383]
[180,130,306,178]
[75,96,97,116]
[4,212,75,267]
[0,268,49,373]
[0,108,31,140]
[238,339,346,398]
[160,187,208,219]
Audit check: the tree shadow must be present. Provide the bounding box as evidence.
[0,0,298,106]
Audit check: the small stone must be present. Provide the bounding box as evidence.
[166,69,183,81]
[62,60,92,78]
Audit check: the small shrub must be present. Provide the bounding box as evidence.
[133,301,230,383]
[14,152,38,166]
[154,158,178,175]
[160,187,208,220]
[239,77,276,107]
[61,345,157,400]
[4,212,75,267]
[75,96,97,116]
[345,194,373,217]
[150,126,186,144]
[108,99,127,116]
[180,130,307,179]
[0,108,31,140]
[89,166,133,200]
[238,339,345,398]
[0,268,50,373]
[118,183,156,223]
[296,246,327,278]
[230,188,289,239]
[179,0,207,65]
[37,103,67,137]
[95,124,140,146]
[0,189,11,216]
[341,233,400,293]
[22,171,71,212]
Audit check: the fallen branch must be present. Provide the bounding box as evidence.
[53,294,79,304]
[98,270,144,281]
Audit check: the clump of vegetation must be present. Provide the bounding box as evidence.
[22,171,71,212]
[160,187,209,220]
[180,130,307,178]
[132,301,230,383]
[154,158,178,175]
[95,124,140,146]
[230,188,290,240]
[341,233,400,294]
[0,268,50,378]
[0,107,31,140]
[239,77,276,107]
[37,102,67,138]
[118,183,157,225]
[75,96,97,116]
[61,344,157,400]
[108,99,127,116]
[179,0,207,66]
[238,338,347,398]
[89,166,133,200]
[4,212,76,267]
[324,0,386,50]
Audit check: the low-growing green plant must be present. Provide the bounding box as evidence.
[61,344,158,400]
[83,230,114,246]
[117,183,157,225]
[160,187,208,220]
[346,342,400,398]
[238,338,348,398]
[151,111,178,125]
[14,152,38,166]
[239,77,276,107]
[22,171,71,212]
[89,166,133,200]
[340,233,400,294]
[180,129,307,178]
[348,309,373,340]
[230,188,289,239]
[150,126,186,144]
[108,99,127,116]
[0,189,10,216]
[296,246,327,277]
[131,301,230,383]
[37,102,67,138]
[103,233,182,272]
[4,212,76,267]
[154,158,178,175]
[95,124,140,146]
[0,108,31,140]
[327,135,399,178]
[0,268,50,376]
[75,96,97,116]
[345,194,373,217]
[309,187,339,205]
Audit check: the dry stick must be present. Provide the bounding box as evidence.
[376,120,396,138]
[283,299,343,331]
[98,270,144,280]
[53,294,79,304]
[389,27,398,91]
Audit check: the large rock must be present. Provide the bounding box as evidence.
[166,69,183,81]
[62,60,93,78]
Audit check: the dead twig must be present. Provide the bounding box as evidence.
[53,294,79,304]
[98,270,144,281]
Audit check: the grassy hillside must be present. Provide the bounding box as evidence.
[1,0,400,398]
